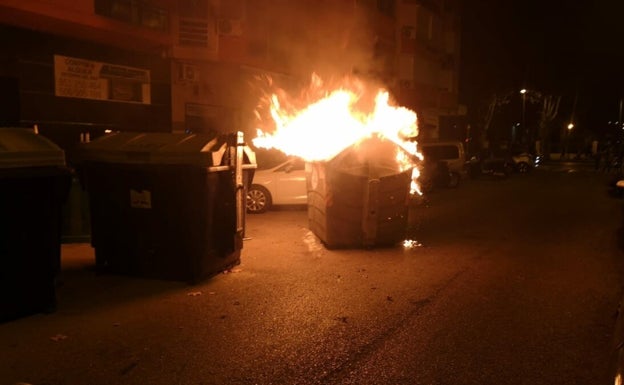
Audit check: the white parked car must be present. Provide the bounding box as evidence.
[246,157,308,214]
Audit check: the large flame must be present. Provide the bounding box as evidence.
[252,75,423,194]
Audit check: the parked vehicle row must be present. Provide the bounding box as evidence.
[467,148,537,178]
[245,143,538,214]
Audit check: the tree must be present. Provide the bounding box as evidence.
[477,89,561,156]
[481,91,512,147]
[536,94,561,160]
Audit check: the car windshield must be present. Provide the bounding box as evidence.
[254,148,290,170]
[275,158,305,172]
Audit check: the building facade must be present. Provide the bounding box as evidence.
[394,0,464,140]
[0,0,173,163]
[0,0,463,162]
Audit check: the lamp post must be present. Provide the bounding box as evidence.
[520,89,527,144]
[566,123,574,160]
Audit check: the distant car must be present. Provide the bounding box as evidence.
[467,148,511,179]
[246,157,308,214]
[609,177,624,198]
[511,152,536,173]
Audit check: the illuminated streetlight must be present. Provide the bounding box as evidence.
[520,89,527,144]
[564,123,574,160]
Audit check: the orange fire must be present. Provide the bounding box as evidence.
[252,75,423,194]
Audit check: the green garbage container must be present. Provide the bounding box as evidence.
[0,127,71,322]
[306,136,414,248]
[78,131,256,283]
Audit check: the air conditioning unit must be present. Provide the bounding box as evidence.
[179,63,199,82]
[217,19,243,36]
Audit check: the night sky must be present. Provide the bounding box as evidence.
[459,0,624,135]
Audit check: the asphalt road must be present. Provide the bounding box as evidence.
[1,163,623,385]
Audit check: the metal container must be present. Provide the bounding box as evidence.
[306,136,413,248]
[78,131,256,283]
[0,127,71,321]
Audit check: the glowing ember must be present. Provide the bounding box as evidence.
[402,239,423,249]
[253,74,423,194]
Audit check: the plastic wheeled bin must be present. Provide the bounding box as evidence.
[306,136,414,249]
[78,131,256,283]
[0,127,71,322]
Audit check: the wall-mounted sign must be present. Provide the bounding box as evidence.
[54,55,151,104]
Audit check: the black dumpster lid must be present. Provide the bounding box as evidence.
[0,127,66,168]
[79,132,257,167]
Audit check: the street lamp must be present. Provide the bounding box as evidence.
[520,89,527,144]
[565,123,574,160]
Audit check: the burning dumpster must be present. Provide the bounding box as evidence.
[306,136,414,248]
[78,131,256,283]
[250,74,422,248]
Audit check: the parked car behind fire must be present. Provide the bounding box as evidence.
[246,157,307,214]
[419,141,467,188]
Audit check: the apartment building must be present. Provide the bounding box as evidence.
[0,0,463,160]
[394,0,464,140]
[0,0,172,163]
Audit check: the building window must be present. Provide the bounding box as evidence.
[178,20,209,47]
[141,4,168,30]
[178,0,211,47]
[95,0,168,32]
